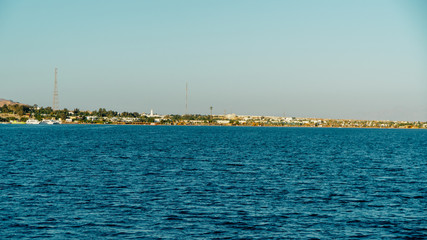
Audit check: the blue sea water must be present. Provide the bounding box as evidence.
[0,125,426,239]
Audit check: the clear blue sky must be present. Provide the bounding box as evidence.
[1,0,426,121]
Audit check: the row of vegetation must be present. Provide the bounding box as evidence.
[0,104,215,124]
[1,103,425,128]
[0,104,145,122]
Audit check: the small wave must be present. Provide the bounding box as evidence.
[165,215,183,221]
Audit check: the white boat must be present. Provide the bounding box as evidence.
[40,119,61,125]
[26,119,40,124]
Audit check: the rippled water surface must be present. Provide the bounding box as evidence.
[1,125,426,239]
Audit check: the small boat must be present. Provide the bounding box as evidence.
[40,119,61,125]
[11,121,26,124]
[26,119,41,124]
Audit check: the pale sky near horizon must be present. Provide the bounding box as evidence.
[1,0,426,121]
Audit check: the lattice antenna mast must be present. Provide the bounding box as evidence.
[185,82,188,115]
[53,68,59,111]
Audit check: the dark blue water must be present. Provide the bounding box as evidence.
[1,125,426,239]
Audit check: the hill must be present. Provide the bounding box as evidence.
[0,98,28,106]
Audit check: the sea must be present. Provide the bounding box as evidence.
[0,125,426,239]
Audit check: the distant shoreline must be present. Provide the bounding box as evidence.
[1,103,425,129]
[6,122,422,130]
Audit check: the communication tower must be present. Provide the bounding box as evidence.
[185,82,188,114]
[53,68,59,111]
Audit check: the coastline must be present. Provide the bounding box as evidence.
[53,122,427,129]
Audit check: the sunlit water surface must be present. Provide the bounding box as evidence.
[1,125,426,239]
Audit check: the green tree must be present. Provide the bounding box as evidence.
[1,104,9,113]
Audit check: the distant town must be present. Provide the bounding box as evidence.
[0,99,426,128]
